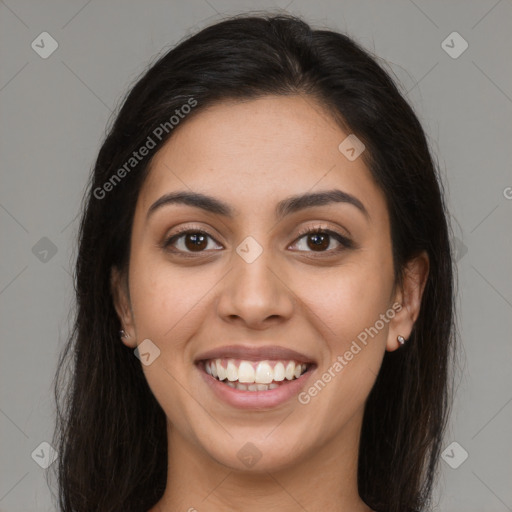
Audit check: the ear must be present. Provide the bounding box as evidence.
[110,266,137,348]
[386,250,429,352]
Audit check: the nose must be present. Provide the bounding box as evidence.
[216,247,294,330]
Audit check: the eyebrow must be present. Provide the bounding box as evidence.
[146,189,370,222]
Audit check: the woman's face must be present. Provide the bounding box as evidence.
[113,95,425,472]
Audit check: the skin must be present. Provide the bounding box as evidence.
[111,95,429,512]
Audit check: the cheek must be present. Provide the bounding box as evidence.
[297,261,393,347]
[295,265,392,426]
[129,253,208,339]
[127,256,210,423]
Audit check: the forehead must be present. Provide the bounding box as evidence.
[137,95,387,223]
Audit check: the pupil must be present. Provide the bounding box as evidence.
[309,233,328,251]
[186,233,207,251]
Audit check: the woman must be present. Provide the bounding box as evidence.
[51,13,457,512]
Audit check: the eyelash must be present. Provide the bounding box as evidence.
[293,226,354,253]
[162,225,353,256]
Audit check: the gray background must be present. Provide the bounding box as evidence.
[1,1,511,511]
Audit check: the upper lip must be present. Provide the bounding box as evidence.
[195,344,316,364]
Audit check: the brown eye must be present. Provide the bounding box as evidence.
[183,232,208,251]
[290,228,353,254]
[163,230,223,254]
[305,232,330,251]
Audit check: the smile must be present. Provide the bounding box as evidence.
[203,358,311,391]
[195,344,316,408]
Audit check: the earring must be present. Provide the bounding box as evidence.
[397,335,406,345]
[119,329,130,339]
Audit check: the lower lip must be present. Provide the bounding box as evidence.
[197,364,316,409]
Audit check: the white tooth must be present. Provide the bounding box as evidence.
[236,383,247,391]
[205,361,212,375]
[273,362,285,381]
[227,359,238,381]
[216,360,227,380]
[238,361,255,383]
[210,361,218,378]
[255,361,273,384]
[248,384,258,391]
[294,364,302,379]
[285,361,295,380]
[256,384,269,391]
[269,383,279,390]
[225,381,235,388]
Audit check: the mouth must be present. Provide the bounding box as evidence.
[199,358,313,391]
[194,345,317,409]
